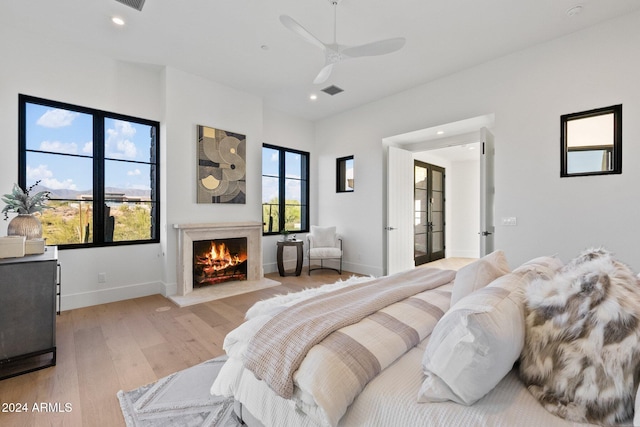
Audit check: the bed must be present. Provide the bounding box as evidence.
[211,251,639,427]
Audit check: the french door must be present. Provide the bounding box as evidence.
[414,161,445,266]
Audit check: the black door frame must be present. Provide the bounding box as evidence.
[414,160,445,266]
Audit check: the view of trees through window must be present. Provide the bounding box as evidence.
[19,95,160,247]
[262,144,309,234]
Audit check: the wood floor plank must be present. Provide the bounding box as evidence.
[123,298,169,350]
[99,303,158,391]
[175,312,225,357]
[74,326,123,426]
[144,309,213,368]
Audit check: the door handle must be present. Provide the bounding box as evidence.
[385,226,397,231]
[479,231,493,236]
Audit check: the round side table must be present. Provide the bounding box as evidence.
[276,240,304,276]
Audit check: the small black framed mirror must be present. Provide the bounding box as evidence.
[336,155,354,192]
[561,104,622,177]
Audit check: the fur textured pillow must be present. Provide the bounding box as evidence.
[520,248,640,425]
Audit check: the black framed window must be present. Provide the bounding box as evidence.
[561,104,622,177]
[336,155,354,192]
[262,144,309,235]
[18,94,160,248]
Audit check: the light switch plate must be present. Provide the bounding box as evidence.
[501,217,517,226]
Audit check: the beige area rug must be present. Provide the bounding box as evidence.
[118,356,240,427]
[168,277,281,307]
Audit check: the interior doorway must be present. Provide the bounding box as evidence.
[414,161,445,265]
[383,114,494,276]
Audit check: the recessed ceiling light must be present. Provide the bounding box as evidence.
[309,94,318,101]
[436,130,445,135]
[111,16,125,26]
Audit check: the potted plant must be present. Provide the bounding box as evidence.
[2,181,50,240]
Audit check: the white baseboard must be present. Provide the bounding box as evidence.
[447,249,479,259]
[61,281,166,311]
[342,261,382,277]
[163,281,177,297]
[262,261,278,275]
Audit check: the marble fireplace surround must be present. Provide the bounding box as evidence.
[173,222,265,299]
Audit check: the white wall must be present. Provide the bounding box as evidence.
[315,11,640,272]
[0,26,315,309]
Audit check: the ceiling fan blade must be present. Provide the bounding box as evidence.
[313,64,334,85]
[279,15,326,51]
[342,37,406,58]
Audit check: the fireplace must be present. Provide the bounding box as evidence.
[174,222,263,296]
[193,238,247,287]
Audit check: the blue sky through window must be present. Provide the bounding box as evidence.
[262,147,304,204]
[25,103,153,195]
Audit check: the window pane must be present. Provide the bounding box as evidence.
[105,160,151,198]
[285,151,302,179]
[262,176,279,204]
[106,201,152,242]
[344,158,354,191]
[567,113,614,149]
[262,147,280,177]
[415,233,426,256]
[25,103,93,156]
[41,200,93,245]
[432,212,443,232]
[414,188,427,211]
[104,118,153,162]
[285,177,301,204]
[567,150,609,174]
[262,203,280,233]
[284,204,302,231]
[432,191,443,211]
[415,165,427,189]
[432,231,444,252]
[432,170,443,191]
[26,152,93,199]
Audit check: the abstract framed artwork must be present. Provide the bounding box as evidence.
[197,125,247,204]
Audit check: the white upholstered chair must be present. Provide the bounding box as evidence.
[307,225,342,275]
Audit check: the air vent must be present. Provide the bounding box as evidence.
[115,0,146,11]
[321,85,344,96]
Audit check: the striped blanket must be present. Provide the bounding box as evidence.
[212,268,455,427]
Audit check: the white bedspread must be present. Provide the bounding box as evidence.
[226,338,621,427]
[212,270,454,427]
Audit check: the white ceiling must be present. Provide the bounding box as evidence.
[3,0,640,122]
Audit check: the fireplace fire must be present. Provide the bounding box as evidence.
[193,238,247,287]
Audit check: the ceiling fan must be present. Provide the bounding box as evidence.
[280,0,406,84]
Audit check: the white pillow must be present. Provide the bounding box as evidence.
[450,250,510,306]
[418,271,527,405]
[310,225,336,247]
[512,255,563,276]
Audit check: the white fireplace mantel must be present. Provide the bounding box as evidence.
[174,221,263,296]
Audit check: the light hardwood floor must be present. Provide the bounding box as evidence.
[0,259,473,427]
